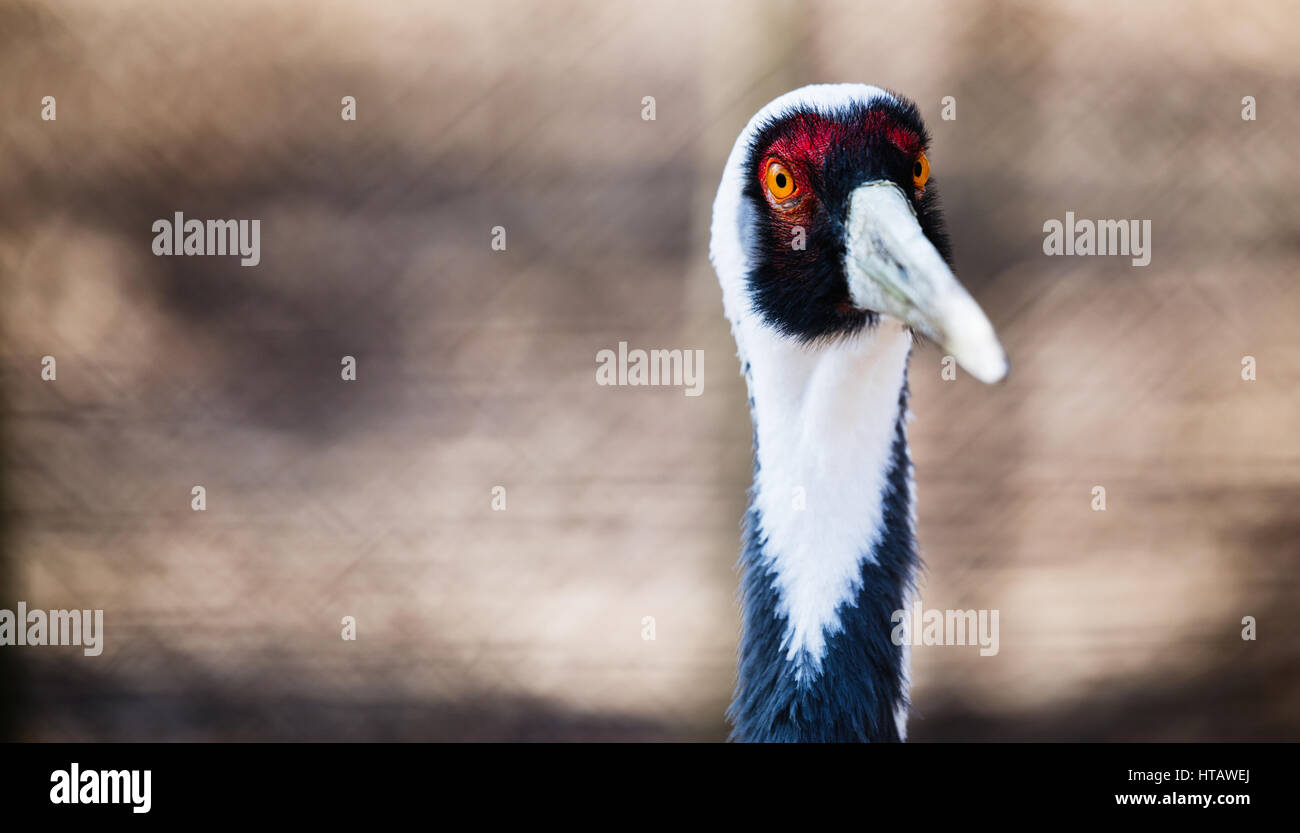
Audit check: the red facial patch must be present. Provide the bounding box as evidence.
[862,110,921,154]
[765,113,838,167]
[766,110,920,162]
[758,109,922,206]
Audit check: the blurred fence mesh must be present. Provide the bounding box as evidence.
[1,0,1298,740]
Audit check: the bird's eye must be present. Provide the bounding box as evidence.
[912,152,930,191]
[764,159,797,201]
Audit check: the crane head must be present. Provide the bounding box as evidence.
[710,84,1008,384]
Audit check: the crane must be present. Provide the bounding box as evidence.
[709,84,1008,741]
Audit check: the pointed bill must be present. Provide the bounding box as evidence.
[844,182,1008,383]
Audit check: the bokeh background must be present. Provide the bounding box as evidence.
[1,0,1298,741]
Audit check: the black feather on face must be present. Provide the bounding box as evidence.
[741,92,951,343]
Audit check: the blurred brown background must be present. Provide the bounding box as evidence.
[1,0,1297,741]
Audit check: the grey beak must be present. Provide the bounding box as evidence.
[843,182,1008,383]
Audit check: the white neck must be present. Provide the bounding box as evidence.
[738,315,915,673]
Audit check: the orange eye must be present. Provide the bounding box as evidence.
[764,159,797,200]
[912,151,930,191]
